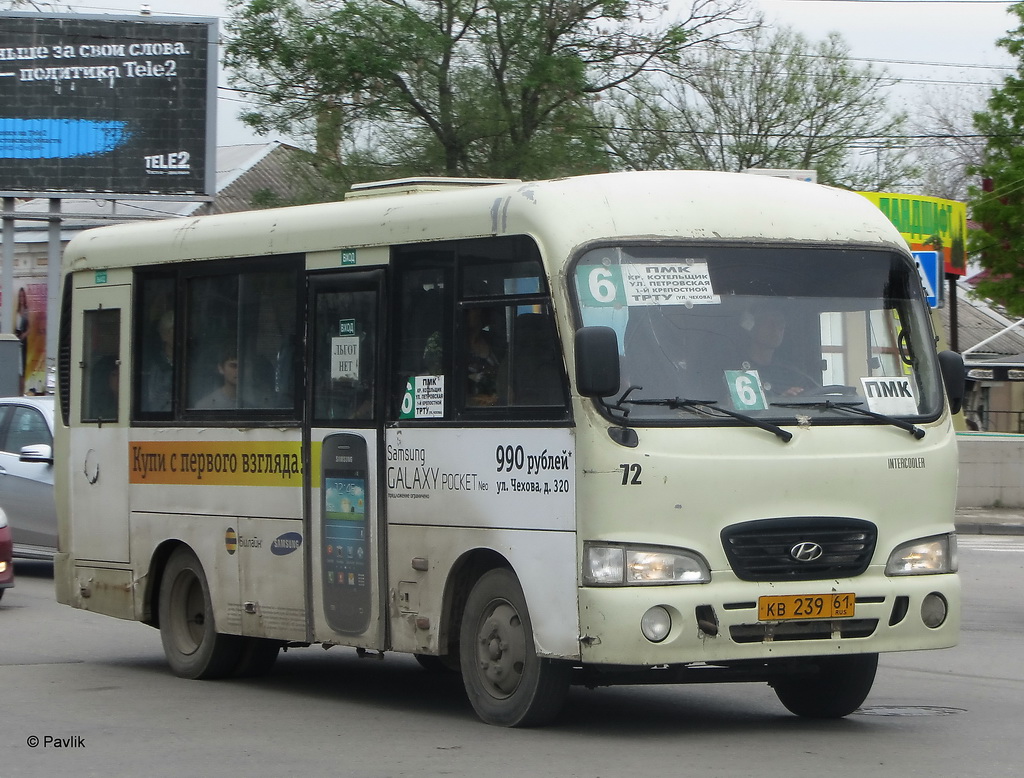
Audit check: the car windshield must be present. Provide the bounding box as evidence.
[573,244,944,427]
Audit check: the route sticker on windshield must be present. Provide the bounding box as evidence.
[578,262,720,307]
[726,370,768,410]
[860,376,917,416]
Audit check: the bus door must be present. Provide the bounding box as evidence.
[70,276,131,563]
[306,270,387,647]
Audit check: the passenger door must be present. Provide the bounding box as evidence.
[306,269,386,648]
[69,280,131,563]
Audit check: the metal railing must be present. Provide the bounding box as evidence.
[963,407,1024,434]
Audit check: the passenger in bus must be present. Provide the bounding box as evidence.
[141,310,174,412]
[196,349,239,409]
[740,305,816,397]
[465,307,501,406]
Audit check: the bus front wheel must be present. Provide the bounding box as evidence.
[158,548,242,679]
[459,568,571,727]
[771,653,878,718]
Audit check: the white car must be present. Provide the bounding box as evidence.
[0,396,56,559]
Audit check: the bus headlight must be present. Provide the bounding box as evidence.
[885,534,958,576]
[583,543,711,586]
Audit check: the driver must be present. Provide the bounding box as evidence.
[740,306,816,397]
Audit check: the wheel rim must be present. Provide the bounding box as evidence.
[169,568,205,657]
[474,599,528,699]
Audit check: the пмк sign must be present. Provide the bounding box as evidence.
[0,12,216,196]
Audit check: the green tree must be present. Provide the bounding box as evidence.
[224,0,755,187]
[603,26,914,190]
[970,3,1024,315]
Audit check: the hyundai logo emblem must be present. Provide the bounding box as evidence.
[790,542,824,562]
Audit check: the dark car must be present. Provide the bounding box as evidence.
[0,397,56,559]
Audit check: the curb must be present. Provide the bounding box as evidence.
[955,523,1024,536]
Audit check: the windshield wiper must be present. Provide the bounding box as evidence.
[772,399,925,440]
[617,389,792,443]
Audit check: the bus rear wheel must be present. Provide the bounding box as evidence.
[771,653,878,718]
[459,568,570,727]
[158,548,242,680]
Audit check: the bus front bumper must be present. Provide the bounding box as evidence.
[577,570,960,666]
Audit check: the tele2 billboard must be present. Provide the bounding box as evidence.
[0,13,216,196]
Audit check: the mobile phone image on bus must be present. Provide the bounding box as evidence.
[321,433,371,634]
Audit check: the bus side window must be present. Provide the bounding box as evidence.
[81,308,121,423]
[509,309,565,406]
[390,237,569,422]
[390,264,453,421]
[460,304,566,409]
[312,288,378,422]
[186,274,239,409]
[184,265,299,414]
[458,255,568,417]
[135,275,176,416]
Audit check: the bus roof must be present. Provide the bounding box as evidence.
[62,170,908,273]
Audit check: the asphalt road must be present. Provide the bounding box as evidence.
[2,535,1022,777]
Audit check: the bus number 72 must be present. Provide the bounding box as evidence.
[619,463,642,485]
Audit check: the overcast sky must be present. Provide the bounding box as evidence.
[18,0,1021,146]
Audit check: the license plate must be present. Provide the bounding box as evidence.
[758,593,856,621]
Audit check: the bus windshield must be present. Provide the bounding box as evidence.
[573,244,944,426]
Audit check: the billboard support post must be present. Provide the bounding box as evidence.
[46,198,60,389]
[2,199,13,336]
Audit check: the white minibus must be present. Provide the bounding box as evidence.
[55,171,965,726]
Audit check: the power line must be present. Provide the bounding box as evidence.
[16,3,1017,92]
[780,0,1015,5]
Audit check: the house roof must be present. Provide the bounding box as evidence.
[201,143,325,215]
[939,280,1024,360]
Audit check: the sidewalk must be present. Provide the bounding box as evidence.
[955,507,1024,536]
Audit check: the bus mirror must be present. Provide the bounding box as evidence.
[575,326,621,398]
[938,350,965,415]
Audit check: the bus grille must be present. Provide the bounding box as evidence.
[721,517,877,582]
[730,619,878,643]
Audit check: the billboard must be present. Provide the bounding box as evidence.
[0,12,216,196]
[857,192,967,276]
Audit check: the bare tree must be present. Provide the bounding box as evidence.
[911,87,988,201]
[604,25,914,190]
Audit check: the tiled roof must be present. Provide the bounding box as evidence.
[940,282,1024,360]
[190,143,330,215]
